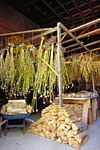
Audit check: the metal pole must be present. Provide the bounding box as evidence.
[60,22,89,51]
[57,22,62,107]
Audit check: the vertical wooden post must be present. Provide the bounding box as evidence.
[82,99,92,125]
[92,74,95,92]
[57,22,62,107]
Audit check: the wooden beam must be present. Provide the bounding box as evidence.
[31,27,57,41]
[41,0,64,23]
[81,47,100,54]
[79,26,90,35]
[65,40,100,54]
[70,18,100,33]
[61,19,100,44]
[0,28,52,37]
[63,5,100,22]
[70,0,85,24]
[62,28,100,45]
[91,47,100,52]
[65,42,80,50]
[55,0,74,25]
[87,0,96,23]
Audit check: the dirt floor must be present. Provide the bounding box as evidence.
[0,112,100,150]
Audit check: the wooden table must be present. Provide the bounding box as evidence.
[54,97,98,125]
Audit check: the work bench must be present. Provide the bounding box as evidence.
[55,96,98,125]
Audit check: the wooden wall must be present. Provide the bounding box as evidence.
[0,2,39,34]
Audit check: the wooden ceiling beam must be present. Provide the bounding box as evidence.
[87,0,96,19]
[41,0,64,23]
[87,0,97,29]
[70,0,85,24]
[64,5,100,21]
[55,0,74,25]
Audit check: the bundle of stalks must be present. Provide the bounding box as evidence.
[0,44,35,99]
[32,37,68,109]
[66,53,100,90]
[1,37,100,111]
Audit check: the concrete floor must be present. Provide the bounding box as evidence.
[0,113,100,150]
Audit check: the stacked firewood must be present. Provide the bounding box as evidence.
[1,100,32,114]
[28,105,59,139]
[28,104,88,148]
[68,122,88,147]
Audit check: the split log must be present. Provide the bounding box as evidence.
[69,137,79,147]
[72,121,87,131]
[56,137,62,143]
[74,130,88,143]
[69,135,88,148]
[68,130,75,138]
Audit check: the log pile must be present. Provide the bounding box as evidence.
[28,104,88,148]
[1,100,32,114]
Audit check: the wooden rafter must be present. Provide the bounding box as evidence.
[55,0,74,25]
[41,0,64,23]
[87,0,97,29]
[70,0,85,24]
